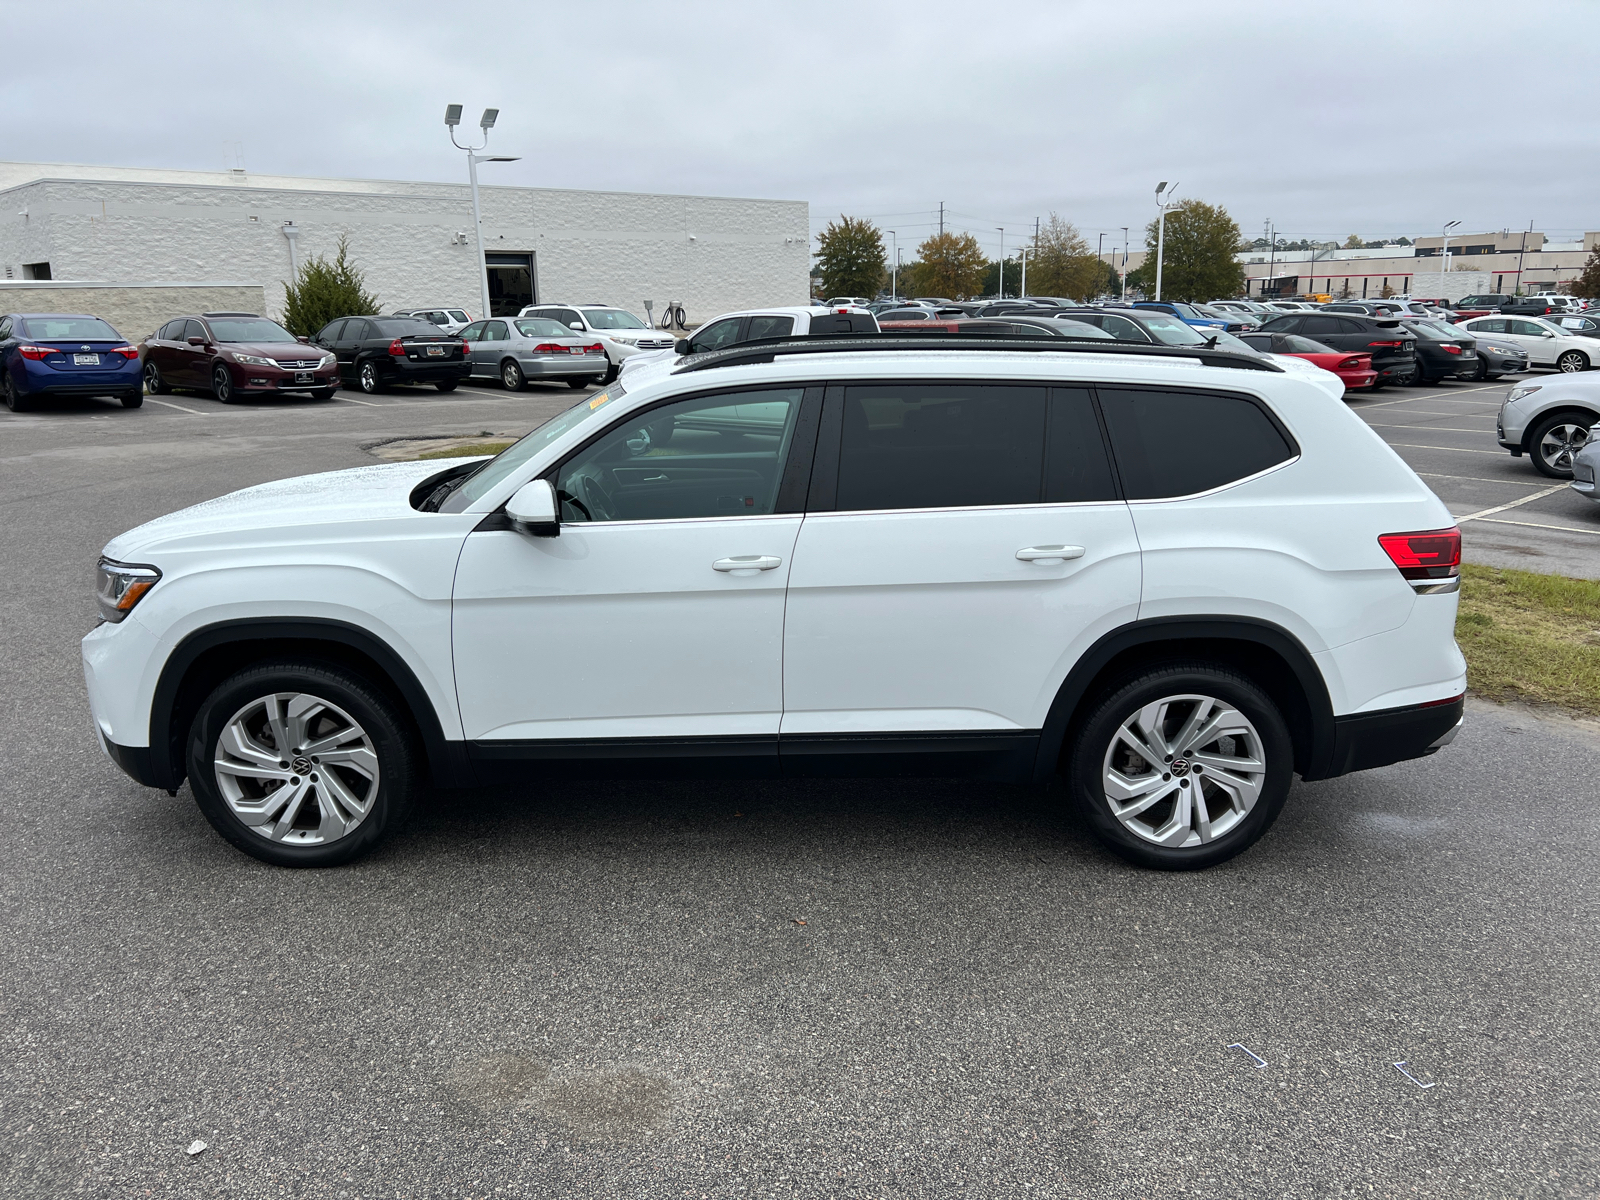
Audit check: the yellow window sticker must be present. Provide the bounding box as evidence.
[588,392,611,411]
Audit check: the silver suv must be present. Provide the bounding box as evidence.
[1496,375,1600,477]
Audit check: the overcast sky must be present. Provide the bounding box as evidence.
[6,1,1597,260]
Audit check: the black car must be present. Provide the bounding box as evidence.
[1396,319,1480,384]
[1257,312,1417,388]
[311,315,470,394]
[1545,312,1600,339]
[1049,307,1223,348]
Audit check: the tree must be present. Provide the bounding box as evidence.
[980,257,1023,299]
[911,231,988,299]
[1344,234,1365,249]
[1378,281,1396,299]
[1573,246,1600,298]
[814,216,886,300]
[281,235,380,336]
[1127,199,1245,303]
[1026,213,1100,300]
[1338,279,1353,299]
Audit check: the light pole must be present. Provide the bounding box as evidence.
[1440,219,1461,296]
[446,104,520,321]
[1154,182,1178,301]
[887,229,897,300]
[1096,232,1104,298]
[1018,246,1030,297]
[996,227,1004,298]
[1120,227,1128,302]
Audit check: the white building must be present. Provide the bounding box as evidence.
[0,160,810,326]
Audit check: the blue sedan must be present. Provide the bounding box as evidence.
[1,312,144,411]
[1132,301,1228,331]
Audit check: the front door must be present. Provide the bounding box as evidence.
[781,383,1141,754]
[333,319,370,382]
[1507,319,1558,365]
[451,386,817,755]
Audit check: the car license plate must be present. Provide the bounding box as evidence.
[74,353,100,365]
[570,347,584,355]
[295,371,313,383]
[426,345,444,357]
[1462,350,1475,358]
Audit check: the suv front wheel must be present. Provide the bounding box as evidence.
[1068,664,1293,870]
[186,661,419,867]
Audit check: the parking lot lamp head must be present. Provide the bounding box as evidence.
[480,108,499,131]
[444,104,462,128]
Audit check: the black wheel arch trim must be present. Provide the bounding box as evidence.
[144,617,473,792]
[1032,616,1337,783]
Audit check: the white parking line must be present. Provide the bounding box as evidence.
[338,396,386,407]
[1417,471,1550,487]
[1476,515,1600,537]
[1385,442,1505,456]
[143,397,208,415]
[1455,483,1570,523]
[1349,384,1510,409]
[1366,423,1497,434]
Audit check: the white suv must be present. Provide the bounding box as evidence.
[84,337,1466,871]
[516,303,677,379]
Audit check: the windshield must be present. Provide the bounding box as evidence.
[1409,320,1460,340]
[515,318,574,339]
[579,308,648,330]
[1277,334,1333,353]
[207,317,297,343]
[1210,330,1261,355]
[1136,313,1208,345]
[442,384,628,512]
[20,316,121,340]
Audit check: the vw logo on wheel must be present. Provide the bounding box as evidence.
[291,756,313,776]
[1170,757,1191,777]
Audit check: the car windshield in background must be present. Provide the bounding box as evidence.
[580,309,648,330]
[443,383,628,511]
[1282,334,1336,353]
[1136,314,1208,345]
[515,318,573,338]
[207,318,297,343]
[373,318,444,336]
[20,316,121,340]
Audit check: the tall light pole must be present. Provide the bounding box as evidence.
[887,230,897,300]
[1018,246,1030,296]
[1096,232,1104,298]
[1121,227,1129,302]
[1440,219,1461,296]
[1154,182,1178,301]
[996,227,1004,298]
[446,104,520,321]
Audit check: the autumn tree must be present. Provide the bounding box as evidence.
[1573,245,1600,298]
[1125,199,1245,302]
[1343,234,1365,249]
[815,216,887,300]
[1025,213,1100,300]
[912,231,988,299]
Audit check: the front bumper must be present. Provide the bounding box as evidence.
[219,361,340,393]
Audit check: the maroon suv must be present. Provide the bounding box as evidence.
[140,312,340,402]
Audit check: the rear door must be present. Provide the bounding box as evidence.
[781,381,1140,770]
[1299,314,1350,349]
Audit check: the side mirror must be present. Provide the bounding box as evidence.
[570,322,584,331]
[675,338,692,354]
[505,478,559,537]
[297,335,310,343]
[186,336,205,346]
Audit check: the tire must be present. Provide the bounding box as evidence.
[308,387,338,401]
[143,361,171,394]
[602,359,619,384]
[1527,411,1595,478]
[3,373,32,412]
[1066,662,1293,871]
[1557,350,1589,373]
[1473,356,1489,381]
[1485,373,1502,381]
[120,391,143,409]
[566,375,596,389]
[358,359,383,394]
[1413,367,1436,386]
[501,360,526,390]
[211,364,234,403]
[186,660,420,868]
[434,380,459,392]
[1367,380,1385,393]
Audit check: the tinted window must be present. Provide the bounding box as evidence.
[1259,316,1301,333]
[1469,318,1506,333]
[372,318,440,336]
[1099,389,1295,500]
[183,319,207,341]
[1045,389,1118,503]
[1099,315,1151,342]
[317,319,346,342]
[688,318,742,353]
[448,310,470,323]
[343,320,371,341]
[1239,334,1274,351]
[557,389,803,522]
[837,384,1047,511]
[1301,315,1342,336]
[553,309,583,329]
[746,315,794,340]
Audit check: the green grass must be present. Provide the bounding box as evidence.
[414,440,515,460]
[1456,564,1600,716]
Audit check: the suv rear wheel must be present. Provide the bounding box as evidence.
[186,661,419,867]
[1067,663,1293,870]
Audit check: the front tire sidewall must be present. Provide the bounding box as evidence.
[144,362,171,394]
[1529,413,1593,479]
[1068,665,1293,871]
[186,661,419,867]
[212,366,234,403]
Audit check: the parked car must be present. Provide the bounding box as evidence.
[1454,315,1597,373]
[1256,311,1418,389]
[1194,303,1260,331]
[1568,437,1599,502]
[143,312,339,403]
[1448,295,1520,323]
[1236,331,1377,392]
[875,307,941,322]
[310,315,469,395]
[1446,326,1530,381]
[1496,375,1599,476]
[517,304,677,379]
[1132,301,1228,331]
[824,296,874,308]
[1546,312,1600,339]
[84,335,1467,872]
[458,317,607,389]
[391,307,472,336]
[1,312,143,411]
[1395,319,1480,384]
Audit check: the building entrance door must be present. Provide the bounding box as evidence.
[485,252,535,317]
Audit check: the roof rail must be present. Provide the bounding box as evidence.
[672,333,1283,374]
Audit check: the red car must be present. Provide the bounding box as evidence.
[1239,331,1377,391]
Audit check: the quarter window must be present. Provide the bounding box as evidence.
[557,389,804,523]
[836,384,1047,511]
[1045,388,1119,503]
[1099,389,1296,500]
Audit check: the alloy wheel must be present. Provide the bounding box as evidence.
[1558,351,1587,373]
[212,366,232,402]
[502,361,524,390]
[359,362,379,393]
[1538,423,1589,472]
[1100,693,1267,849]
[212,691,380,846]
[144,362,165,393]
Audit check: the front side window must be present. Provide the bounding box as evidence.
[21,316,121,340]
[459,322,486,341]
[1099,315,1151,342]
[1511,320,1549,336]
[557,389,804,523]
[687,318,743,353]
[183,319,207,342]
[836,384,1048,512]
[1099,389,1296,501]
[316,319,347,342]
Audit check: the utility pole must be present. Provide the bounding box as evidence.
[887,230,897,300]
[1515,220,1531,295]
[938,202,944,237]
[996,227,1004,298]
[1120,227,1129,302]
[1266,218,1276,298]
[1097,232,1104,298]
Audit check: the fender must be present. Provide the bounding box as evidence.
[1031,616,1337,783]
[146,617,473,791]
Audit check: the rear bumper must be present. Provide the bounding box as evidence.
[516,354,608,377]
[382,360,471,383]
[19,363,142,395]
[1318,695,1465,779]
[1337,370,1378,389]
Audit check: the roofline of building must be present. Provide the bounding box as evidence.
[0,280,264,288]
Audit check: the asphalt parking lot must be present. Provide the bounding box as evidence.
[2,373,1598,1198]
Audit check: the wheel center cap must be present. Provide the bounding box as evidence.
[1170,757,1191,777]
[291,756,313,776]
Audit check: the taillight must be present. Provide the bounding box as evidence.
[1441,344,1462,355]
[387,339,406,356]
[17,344,56,360]
[585,343,603,353]
[110,345,139,359]
[532,343,567,353]
[1340,357,1361,370]
[1368,340,1403,348]
[1378,527,1461,594]
[461,340,470,355]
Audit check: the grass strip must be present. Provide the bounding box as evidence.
[415,440,515,460]
[1456,563,1600,716]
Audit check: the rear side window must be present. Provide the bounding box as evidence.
[746,315,794,340]
[1259,315,1301,333]
[837,384,1046,511]
[1300,315,1341,336]
[1045,389,1118,503]
[1099,389,1296,500]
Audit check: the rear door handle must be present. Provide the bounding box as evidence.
[713,555,782,574]
[1017,545,1085,564]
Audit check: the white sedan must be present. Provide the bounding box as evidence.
[1455,315,1598,373]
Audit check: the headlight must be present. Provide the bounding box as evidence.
[231,352,276,367]
[95,558,160,623]
[1486,345,1516,355]
[612,336,636,346]
[1508,384,1542,402]
[321,353,336,368]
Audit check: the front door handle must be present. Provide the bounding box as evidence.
[1017,545,1085,564]
[713,555,782,574]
